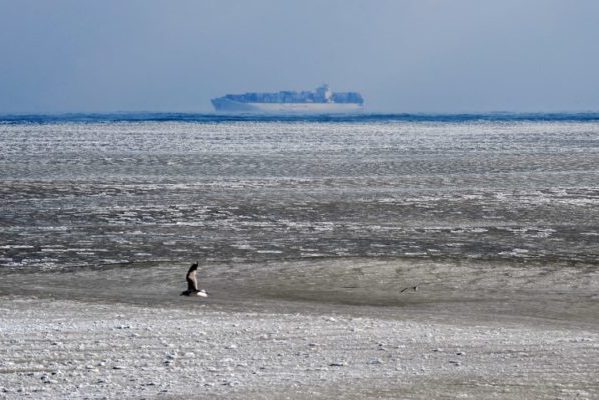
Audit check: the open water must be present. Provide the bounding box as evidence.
[1,113,599,271]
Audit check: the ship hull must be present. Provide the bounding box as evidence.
[211,98,363,114]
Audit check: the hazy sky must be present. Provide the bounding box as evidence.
[1,0,598,113]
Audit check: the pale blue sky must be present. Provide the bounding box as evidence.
[1,0,598,113]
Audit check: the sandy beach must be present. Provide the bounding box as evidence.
[1,258,598,399]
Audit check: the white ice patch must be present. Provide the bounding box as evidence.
[232,244,255,250]
[557,198,599,206]
[174,222,204,226]
[499,248,530,257]
[37,226,69,231]
[462,194,485,200]
[502,227,555,238]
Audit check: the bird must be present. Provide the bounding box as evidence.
[400,285,418,293]
[180,262,207,297]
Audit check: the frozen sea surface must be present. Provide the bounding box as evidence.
[1,117,599,271]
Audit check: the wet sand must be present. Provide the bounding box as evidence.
[1,258,598,399]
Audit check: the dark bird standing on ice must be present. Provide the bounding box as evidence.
[180,262,207,297]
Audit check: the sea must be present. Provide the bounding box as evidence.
[1,113,599,272]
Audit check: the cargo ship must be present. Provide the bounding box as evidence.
[211,84,364,114]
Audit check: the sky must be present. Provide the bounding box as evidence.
[1,0,599,114]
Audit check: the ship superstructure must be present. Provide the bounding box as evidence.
[211,84,364,113]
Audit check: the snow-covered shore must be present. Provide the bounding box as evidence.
[1,258,598,399]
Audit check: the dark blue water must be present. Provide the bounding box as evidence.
[3,112,599,125]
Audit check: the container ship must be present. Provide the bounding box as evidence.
[211,84,364,114]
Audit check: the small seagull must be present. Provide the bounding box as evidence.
[400,285,419,293]
[180,262,207,297]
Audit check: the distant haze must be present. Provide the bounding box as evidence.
[1,0,598,114]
